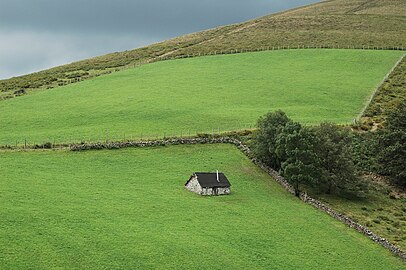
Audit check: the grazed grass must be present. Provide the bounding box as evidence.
[0,144,404,269]
[1,0,405,99]
[0,49,403,145]
[316,176,406,251]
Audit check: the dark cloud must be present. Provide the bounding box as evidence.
[0,30,148,79]
[0,0,319,79]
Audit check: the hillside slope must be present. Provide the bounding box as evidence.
[1,0,405,100]
[362,56,406,128]
[0,50,402,145]
[1,144,405,269]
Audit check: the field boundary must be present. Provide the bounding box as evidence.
[3,46,404,148]
[3,45,404,102]
[0,126,256,149]
[126,44,406,72]
[25,136,403,261]
[356,53,406,122]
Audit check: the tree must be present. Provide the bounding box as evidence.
[275,121,302,163]
[314,123,366,196]
[253,110,368,197]
[253,110,292,170]
[277,127,321,196]
[379,101,406,188]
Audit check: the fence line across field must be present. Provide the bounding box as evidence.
[356,53,406,122]
[111,44,406,75]
[5,44,405,148]
[60,44,406,87]
[148,44,405,65]
[1,123,257,150]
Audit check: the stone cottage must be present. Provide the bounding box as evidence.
[185,171,231,196]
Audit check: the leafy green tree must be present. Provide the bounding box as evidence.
[351,131,381,173]
[314,123,366,196]
[253,110,292,170]
[277,127,321,196]
[253,111,368,197]
[275,121,302,163]
[379,101,406,188]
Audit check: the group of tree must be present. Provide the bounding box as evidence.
[351,100,406,189]
[253,110,366,197]
[377,100,406,188]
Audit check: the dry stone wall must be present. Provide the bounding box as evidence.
[70,136,406,260]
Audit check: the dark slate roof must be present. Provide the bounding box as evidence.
[193,172,231,188]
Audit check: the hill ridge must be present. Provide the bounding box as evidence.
[1,0,405,101]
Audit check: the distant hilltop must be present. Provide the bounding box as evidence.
[1,0,405,99]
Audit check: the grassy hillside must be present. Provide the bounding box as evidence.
[0,144,404,269]
[316,181,406,251]
[361,56,406,128]
[1,0,405,100]
[0,49,403,145]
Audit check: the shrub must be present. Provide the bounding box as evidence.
[373,218,381,224]
[378,100,406,188]
[34,142,52,149]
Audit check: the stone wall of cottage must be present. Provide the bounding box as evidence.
[200,187,230,196]
[185,176,202,194]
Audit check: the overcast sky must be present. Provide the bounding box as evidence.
[0,0,319,80]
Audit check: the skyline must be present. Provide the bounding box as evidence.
[0,0,318,79]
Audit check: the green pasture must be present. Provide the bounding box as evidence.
[0,144,404,269]
[0,49,403,144]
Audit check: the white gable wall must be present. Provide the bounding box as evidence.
[185,176,202,194]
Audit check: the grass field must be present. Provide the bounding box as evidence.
[1,0,405,98]
[316,185,406,251]
[0,49,403,145]
[0,144,404,269]
[363,55,406,127]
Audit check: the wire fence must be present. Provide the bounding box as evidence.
[39,43,406,89]
[0,123,257,150]
[62,44,405,85]
[123,44,406,71]
[356,53,406,122]
[59,44,406,87]
[4,44,405,149]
